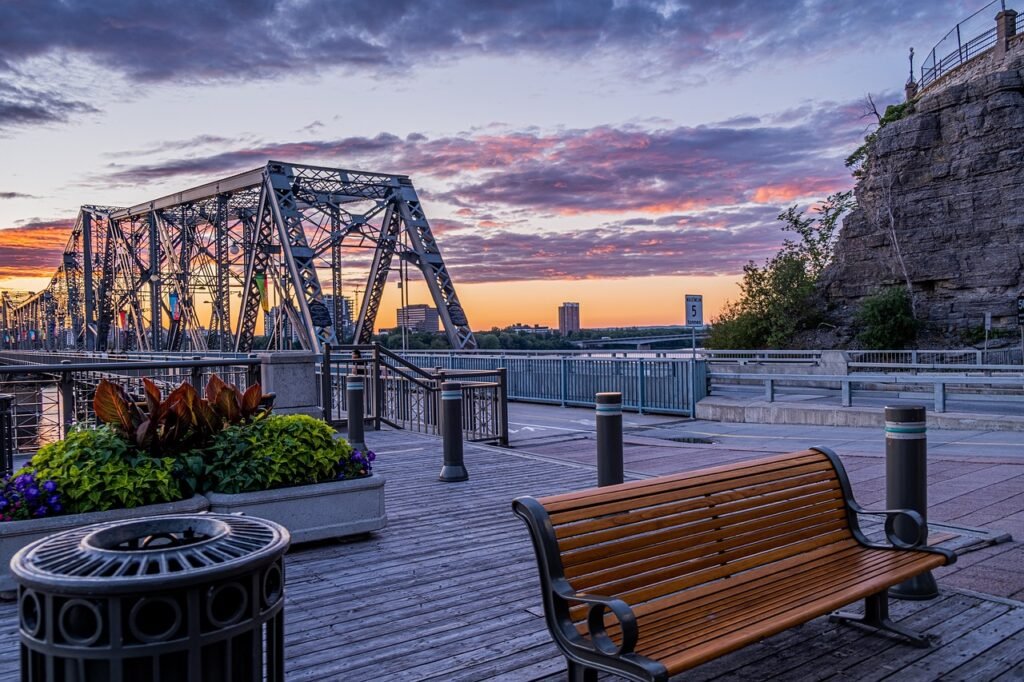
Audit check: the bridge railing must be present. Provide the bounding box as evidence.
[398,351,707,416]
[319,345,509,446]
[0,356,260,457]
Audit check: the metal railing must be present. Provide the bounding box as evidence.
[724,372,1024,414]
[0,356,260,456]
[920,0,1005,88]
[399,351,707,416]
[847,348,1023,367]
[319,345,509,446]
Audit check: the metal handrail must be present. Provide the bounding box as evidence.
[920,0,1007,89]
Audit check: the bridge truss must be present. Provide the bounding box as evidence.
[0,161,475,353]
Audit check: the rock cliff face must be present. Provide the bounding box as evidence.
[822,61,1024,337]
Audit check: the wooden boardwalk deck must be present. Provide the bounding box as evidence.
[0,427,1022,680]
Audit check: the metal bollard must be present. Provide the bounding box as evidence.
[439,381,468,482]
[885,405,938,600]
[596,392,624,486]
[346,374,367,452]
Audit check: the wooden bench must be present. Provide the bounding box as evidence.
[512,447,956,681]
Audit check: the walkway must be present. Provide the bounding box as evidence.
[0,405,1018,679]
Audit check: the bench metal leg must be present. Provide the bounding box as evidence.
[830,591,931,648]
[567,659,598,682]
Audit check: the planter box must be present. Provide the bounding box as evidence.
[204,474,387,544]
[0,495,209,594]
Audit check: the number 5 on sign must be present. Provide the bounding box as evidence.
[685,294,703,326]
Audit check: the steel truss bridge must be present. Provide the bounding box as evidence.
[0,161,476,353]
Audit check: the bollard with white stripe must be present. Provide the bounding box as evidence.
[885,405,938,599]
[596,392,624,487]
[439,381,469,482]
[346,374,367,453]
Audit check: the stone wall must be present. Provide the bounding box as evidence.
[822,59,1024,337]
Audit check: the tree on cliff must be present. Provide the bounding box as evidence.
[706,191,853,349]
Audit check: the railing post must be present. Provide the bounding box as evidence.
[346,374,367,452]
[885,405,938,599]
[247,354,260,388]
[934,382,946,413]
[0,394,14,476]
[637,359,646,414]
[58,360,75,439]
[321,343,333,422]
[439,381,468,482]
[596,392,624,487]
[371,346,382,430]
[190,356,202,388]
[560,357,568,407]
[841,380,852,407]
[498,367,509,447]
[765,378,774,402]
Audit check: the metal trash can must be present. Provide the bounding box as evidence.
[11,513,290,681]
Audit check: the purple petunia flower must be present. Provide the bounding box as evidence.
[47,494,60,506]
[33,506,47,517]
[42,481,56,493]
[367,451,376,462]
[25,486,39,500]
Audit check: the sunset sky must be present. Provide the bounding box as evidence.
[0,0,974,330]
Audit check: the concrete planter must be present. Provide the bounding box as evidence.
[0,495,209,594]
[204,474,387,544]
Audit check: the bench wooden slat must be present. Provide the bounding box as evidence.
[561,490,846,571]
[655,551,946,672]
[633,547,924,650]
[541,451,827,515]
[565,504,847,589]
[568,513,849,600]
[556,478,843,552]
[553,467,839,539]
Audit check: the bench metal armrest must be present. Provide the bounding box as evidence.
[847,500,928,549]
[551,578,639,657]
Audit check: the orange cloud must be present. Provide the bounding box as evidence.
[0,220,74,283]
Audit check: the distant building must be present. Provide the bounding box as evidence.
[397,304,440,332]
[323,294,354,332]
[558,302,581,335]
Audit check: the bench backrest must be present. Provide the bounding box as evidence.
[533,449,853,609]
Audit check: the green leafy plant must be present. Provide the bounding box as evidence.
[855,287,919,349]
[20,426,181,514]
[846,99,915,176]
[707,192,853,349]
[198,414,368,495]
[93,375,269,456]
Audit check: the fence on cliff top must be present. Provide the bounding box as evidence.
[920,0,1007,88]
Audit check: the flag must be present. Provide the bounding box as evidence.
[255,273,270,313]
[169,292,180,321]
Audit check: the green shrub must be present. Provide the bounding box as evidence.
[197,414,363,494]
[24,426,181,514]
[705,192,852,349]
[855,287,918,349]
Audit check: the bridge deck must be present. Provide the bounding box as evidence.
[0,416,1021,680]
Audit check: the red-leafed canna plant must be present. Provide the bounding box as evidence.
[93,375,270,457]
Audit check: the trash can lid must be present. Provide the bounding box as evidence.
[11,514,290,594]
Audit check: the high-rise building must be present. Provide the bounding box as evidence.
[397,304,440,332]
[558,302,581,335]
[323,294,354,331]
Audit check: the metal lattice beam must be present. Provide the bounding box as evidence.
[1,161,476,351]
